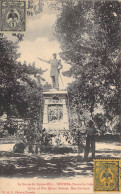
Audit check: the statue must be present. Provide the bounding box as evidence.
[38,53,63,90]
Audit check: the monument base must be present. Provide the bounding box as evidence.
[49,130,74,147]
[43,90,70,131]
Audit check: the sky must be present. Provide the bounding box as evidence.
[17,2,73,89]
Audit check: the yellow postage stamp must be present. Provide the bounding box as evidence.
[94,159,121,192]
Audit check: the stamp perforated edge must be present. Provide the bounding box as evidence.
[93,159,121,192]
[0,0,26,32]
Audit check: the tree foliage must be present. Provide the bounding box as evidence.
[55,0,121,133]
[0,36,44,119]
[27,0,44,16]
[0,36,46,151]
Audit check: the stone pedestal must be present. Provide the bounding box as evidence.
[43,90,69,133]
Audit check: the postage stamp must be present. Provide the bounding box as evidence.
[0,0,26,32]
[94,159,121,192]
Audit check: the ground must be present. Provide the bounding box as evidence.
[0,142,121,178]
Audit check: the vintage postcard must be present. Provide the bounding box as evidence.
[0,0,121,193]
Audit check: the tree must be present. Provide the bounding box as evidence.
[0,36,20,117]
[55,0,120,127]
[26,0,44,16]
[0,35,45,153]
[55,0,121,158]
[42,82,52,91]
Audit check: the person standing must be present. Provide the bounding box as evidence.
[84,120,97,161]
[38,53,63,90]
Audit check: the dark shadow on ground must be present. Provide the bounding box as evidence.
[0,151,93,178]
[0,141,121,178]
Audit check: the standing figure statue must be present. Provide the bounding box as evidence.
[38,53,63,90]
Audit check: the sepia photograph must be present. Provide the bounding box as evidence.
[0,0,121,193]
